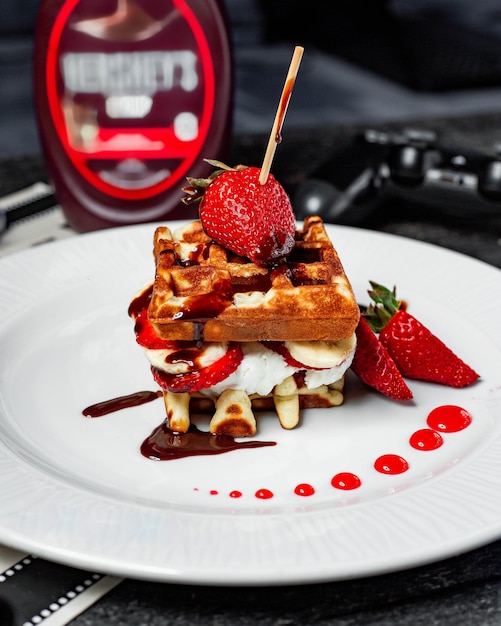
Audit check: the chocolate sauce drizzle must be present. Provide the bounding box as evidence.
[83,390,276,461]
[83,390,161,417]
[141,422,276,461]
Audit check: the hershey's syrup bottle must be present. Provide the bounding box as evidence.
[34,0,233,231]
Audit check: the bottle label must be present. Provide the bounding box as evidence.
[46,0,215,200]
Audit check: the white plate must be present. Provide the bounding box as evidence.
[0,223,500,585]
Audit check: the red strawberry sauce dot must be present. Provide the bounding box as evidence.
[409,428,443,451]
[255,488,274,500]
[427,405,472,433]
[331,472,362,490]
[374,454,409,475]
[294,483,315,497]
[193,406,474,501]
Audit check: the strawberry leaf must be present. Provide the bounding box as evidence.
[364,281,403,332]
[182,161,249,206]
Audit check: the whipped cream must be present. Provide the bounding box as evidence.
[144,337,356,397]
[205,343,297,397]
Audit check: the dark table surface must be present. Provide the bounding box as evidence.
[0,114,500,625]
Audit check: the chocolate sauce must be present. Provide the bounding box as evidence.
[127,238,327,332]
[141,422,276,461]
[179,242,207,266]
[128,283,153,319]
[83,389,276,460]
[274,76,295,144]
[83,390,162,417]
[163,348,198,367]
[193,322,204,345]
[151,342,243,392]
[175,291,230,321]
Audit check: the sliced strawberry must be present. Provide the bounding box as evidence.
[185,161,295,266]
[380,309,480,388]
[128,285,178,350]
[133,307,178,351]
[366,282,480,388]
[152,343,244,393]
[351,317,413,400]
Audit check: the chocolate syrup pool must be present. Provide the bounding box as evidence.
[141,422,276,461]
[83,390,276,461]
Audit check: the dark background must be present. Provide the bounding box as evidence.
[4,0,501,156]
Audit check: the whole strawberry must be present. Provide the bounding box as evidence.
[351,316,413,400]
[184,161,295,265]
[365,282,480,388]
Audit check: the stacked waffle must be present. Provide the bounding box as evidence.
[129,216,359,437]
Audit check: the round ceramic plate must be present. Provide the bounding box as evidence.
[0,222,500,584]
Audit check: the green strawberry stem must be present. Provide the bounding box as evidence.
[182,160,248,206]
[364,281,404,333]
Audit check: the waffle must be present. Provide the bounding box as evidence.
[164,376,345,437]
[132,215,358,437]
[148,216,359,343]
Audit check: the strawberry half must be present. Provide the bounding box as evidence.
[184,161,295,266]
[351,317,413,400]
[365,282,480,388]
[151,343,244,393]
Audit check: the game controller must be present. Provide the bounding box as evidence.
[293,128,501,225]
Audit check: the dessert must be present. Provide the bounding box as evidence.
[128,205,360,437]
[126,47,360,438]
[126,165,479,439]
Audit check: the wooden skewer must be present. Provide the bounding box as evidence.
[259,45,304,185]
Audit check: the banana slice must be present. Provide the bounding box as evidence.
[145,341,228,375]
[285,334,356,369]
